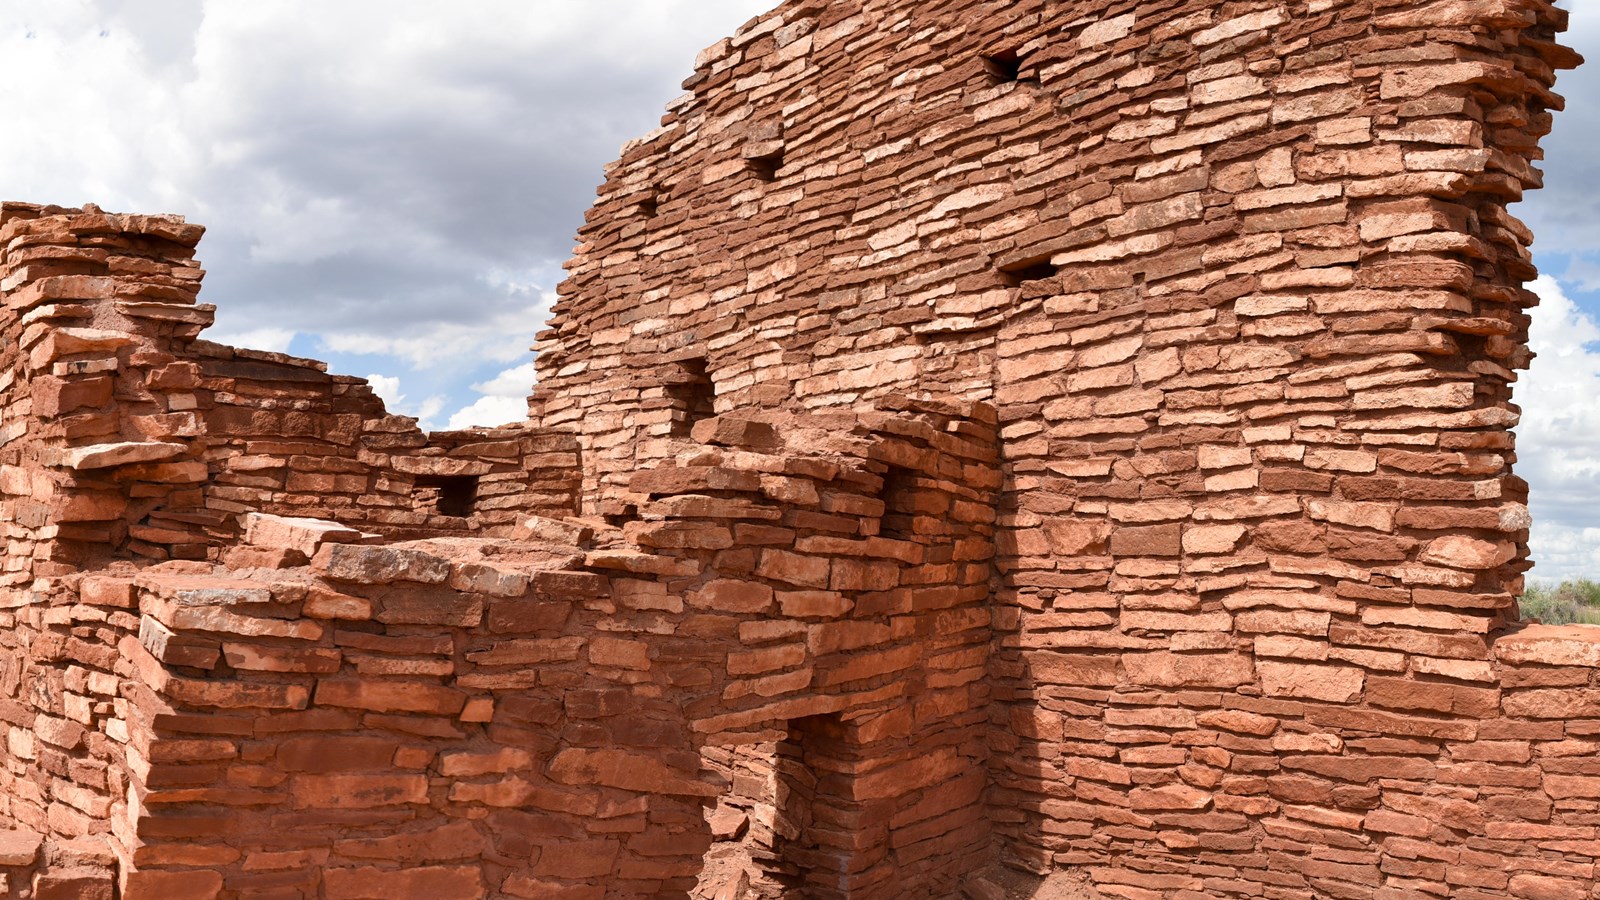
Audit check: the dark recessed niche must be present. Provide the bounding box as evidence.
[416,475,479,518]
[639,194,661,218]
[604,504,638,529]
[666,357,716,439]
[999,258,1061,286]
[879,465,917,541]
[983,49,1032,84]
[747,149,784,182]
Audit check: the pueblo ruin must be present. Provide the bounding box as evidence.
[0,0,1586,898]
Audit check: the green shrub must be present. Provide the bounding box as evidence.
[1518,580,1600,626]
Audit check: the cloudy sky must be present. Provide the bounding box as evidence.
[0,0,771,430]
[0,1,1597,581]
[1516,0,1600,581]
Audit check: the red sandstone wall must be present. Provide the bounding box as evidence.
[93,401,998,899]
[0,202,589,895]
[0,0,1589,896]
[0,203,213,579]
[533,0,1596,895]
[0,202,577,571]
[190,343,581,539]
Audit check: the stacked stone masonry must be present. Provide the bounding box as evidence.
[0,0,1590,898]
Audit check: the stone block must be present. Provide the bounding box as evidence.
[1124,652,1254,688]
[0,829,40,866]
[314,680,467,716]
[243,512,369,557]
[33,868,114,900]
[313,544,451,585]
[323,866,484,900]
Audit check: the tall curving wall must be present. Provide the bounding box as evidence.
[532,0,1600,897]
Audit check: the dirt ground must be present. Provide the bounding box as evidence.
[691,829,1105,900]
[969,866,1105,900]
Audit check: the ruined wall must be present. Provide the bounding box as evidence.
[0,203,212,580]
[0,203,582,896]
[82,401,998,899]
[534,0,1600,896]
[190,344,581,541]
[0,0,1590,897]
[0,202,577,572]
[0,217,1015,900]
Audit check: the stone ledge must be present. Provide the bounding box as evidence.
[52,441,186,470]
[1493,624,1600,667]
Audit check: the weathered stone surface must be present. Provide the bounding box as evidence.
[243,512,370,558]
[1494,625,1600,667]
[323,866,484,900]
[0,0,1578,897]
[1124,653,1254,689]
[313,544,451,585]
[34,868,114,900]
[55,441,186,470]
[0,829,41,866]
[548,749,719,798]
[1259,661,1365,703]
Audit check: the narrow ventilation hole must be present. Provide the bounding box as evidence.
[666,357,716,439]
[747,150,784,182]
[983,50,1030,84]
[999,258,1060,286]
[416,475,479,518]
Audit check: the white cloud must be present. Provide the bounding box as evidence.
[206,326,296,354]
[1514,3,1600,583]
[1561,256,1600,293]
[473,361,539,397]
[319,298,548,370]
[1520,0,1600,254]
[366,374,403,406]
[445,395,528,431]
[1528,521,1600,584]
[364,373,446,429]
[411,396,448,430]
[1518,275,1600,581]
[444,362,536,430]
[0,0,770,412]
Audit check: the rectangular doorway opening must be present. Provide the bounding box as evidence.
[695,716,854,900]
[768,714,851,900]
[697,742,780,899]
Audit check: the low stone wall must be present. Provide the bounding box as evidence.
[0,400,997,899]
[191,343,582,539]
[113,531,614,899]
[983,621,1600,899]
[0,203,579,581]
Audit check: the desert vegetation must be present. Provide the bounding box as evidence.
[1519,579,1600,625]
